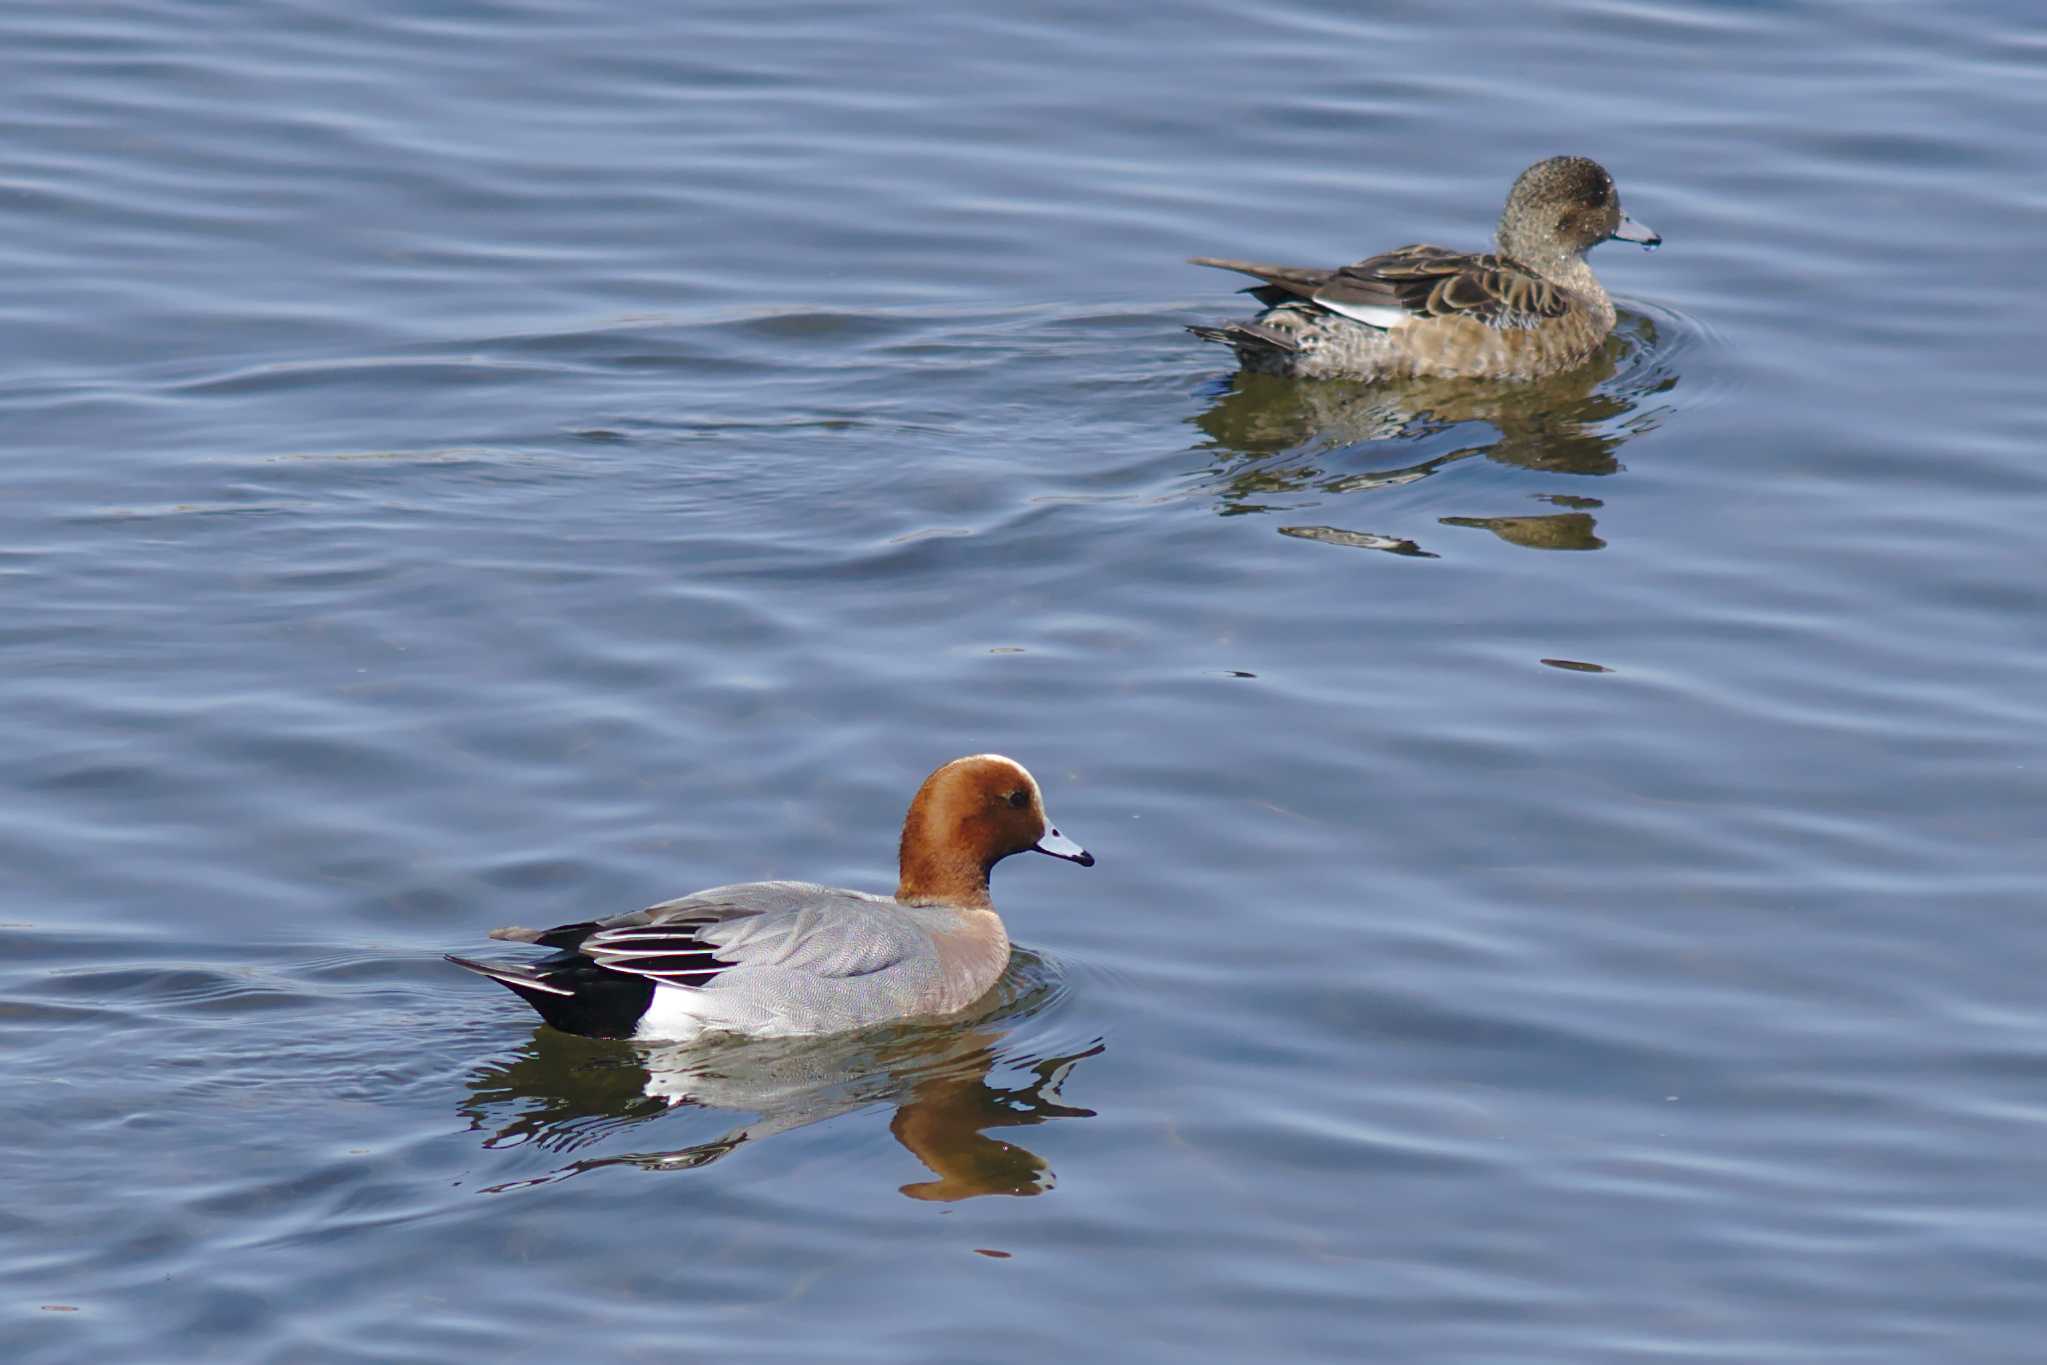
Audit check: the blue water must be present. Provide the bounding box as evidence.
[6,2,2047,1361]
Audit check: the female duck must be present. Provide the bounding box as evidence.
[447,754,1092,1040]
[1189,155,1660,381]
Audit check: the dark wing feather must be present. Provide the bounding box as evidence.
[1316,245,1574,328]
[1186,320,1302,354]
[487,899,763,989]
[1189,256,1333,304]
[1195,246,1575,330]
[578,919,740,989]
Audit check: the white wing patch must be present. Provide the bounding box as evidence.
[1314,297,1409,330]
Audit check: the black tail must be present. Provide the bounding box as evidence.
[445,953,654,1040]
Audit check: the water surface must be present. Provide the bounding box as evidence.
[6,1,2047,1361]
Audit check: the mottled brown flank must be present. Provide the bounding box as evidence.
[1190,154,1647,381]
[896,755,1048,908]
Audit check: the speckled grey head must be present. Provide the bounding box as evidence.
[1497,156,1659,265]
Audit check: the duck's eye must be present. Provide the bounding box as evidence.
[1006,790,1029,810]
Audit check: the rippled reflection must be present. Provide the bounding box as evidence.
[1441,510,1606,551]
[457,954,1101,1201]
[1188,311,1684,552]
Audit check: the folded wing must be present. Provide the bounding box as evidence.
[1192,245,1576,332]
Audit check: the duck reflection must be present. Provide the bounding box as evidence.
[1190,311,1680,553]
[458,956,1100,1201]
[1440,510,1605,551]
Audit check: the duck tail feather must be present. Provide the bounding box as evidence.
[444,953,575,997]
[1186,321,1302,355]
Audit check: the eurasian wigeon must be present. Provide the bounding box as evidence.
[1189,155,1660,381]
[447,754,1092,1040]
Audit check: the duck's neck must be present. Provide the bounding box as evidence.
[897,838,995,910]
[922,906,1012,1014]
[1543,252,1605,301]
[1499,239,1614,327]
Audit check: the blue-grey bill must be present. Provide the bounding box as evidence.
[1035,826,1094,867]
[1611,212,1661,250]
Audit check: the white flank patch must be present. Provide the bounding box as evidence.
[633,984,723,1040]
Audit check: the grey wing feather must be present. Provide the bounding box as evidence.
[580,883,918,991]
[488,887,769,951]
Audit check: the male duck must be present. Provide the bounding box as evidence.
[447,754,1093,1041]
[1189,155,1659,381]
